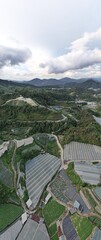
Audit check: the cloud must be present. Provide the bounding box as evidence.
[40,27,101,74]
[0,45,31,69]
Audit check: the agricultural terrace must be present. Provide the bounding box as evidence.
[43,198,65,239]
[0,204,23,232]
[71,214,94,240]
[64,141,101,162]
[26,153,60,208]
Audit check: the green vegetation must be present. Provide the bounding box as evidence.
[43,198,65,226]
[48,224,58,240]
[0,104,63,122]
[0,182,14,204]
[89,216,101,228]
[0,204,23,231]
[0,160,13,187]
[66,162,87,190]
[71,213,94,240]
[15,142,41,172]
[83,189,96,208]
[63,110,101,146]
[0,147,14,167]
[33,133,60,157]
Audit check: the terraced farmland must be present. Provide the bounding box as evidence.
[64,142,101,162]
[26,153,60,208]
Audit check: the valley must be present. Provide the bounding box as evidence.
[0,79,101,240]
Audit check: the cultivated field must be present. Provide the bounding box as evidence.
[26,153,60,208]
[0,204,23,232]
[43,198,65,226]
[71,213,93,240]
[64,141,101,162]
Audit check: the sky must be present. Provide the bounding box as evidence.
[0,0,101,80]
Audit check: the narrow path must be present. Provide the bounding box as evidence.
[52,134,64,168]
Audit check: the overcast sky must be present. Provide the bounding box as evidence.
[0,0,101,80]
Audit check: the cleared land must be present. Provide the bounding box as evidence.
[26,153,60,208]
[64,141,101,162]
[71,214,94,240]
[0,204,23,231]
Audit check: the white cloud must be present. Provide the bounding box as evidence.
[40,28,101,75]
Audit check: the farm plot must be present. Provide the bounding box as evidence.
[49,174,69,205]
[60,170,89,213]
[62,215,79,240]
[43,198,65,226]
[64,141,101,162]
[71,214,93,240]
[0,204,23,232]
[26,153,60,208]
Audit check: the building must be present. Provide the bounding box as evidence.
[73,200,83,212]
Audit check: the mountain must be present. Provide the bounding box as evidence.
[26,77,85,87]
[78,79,101,88]
[0,78,101,89]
